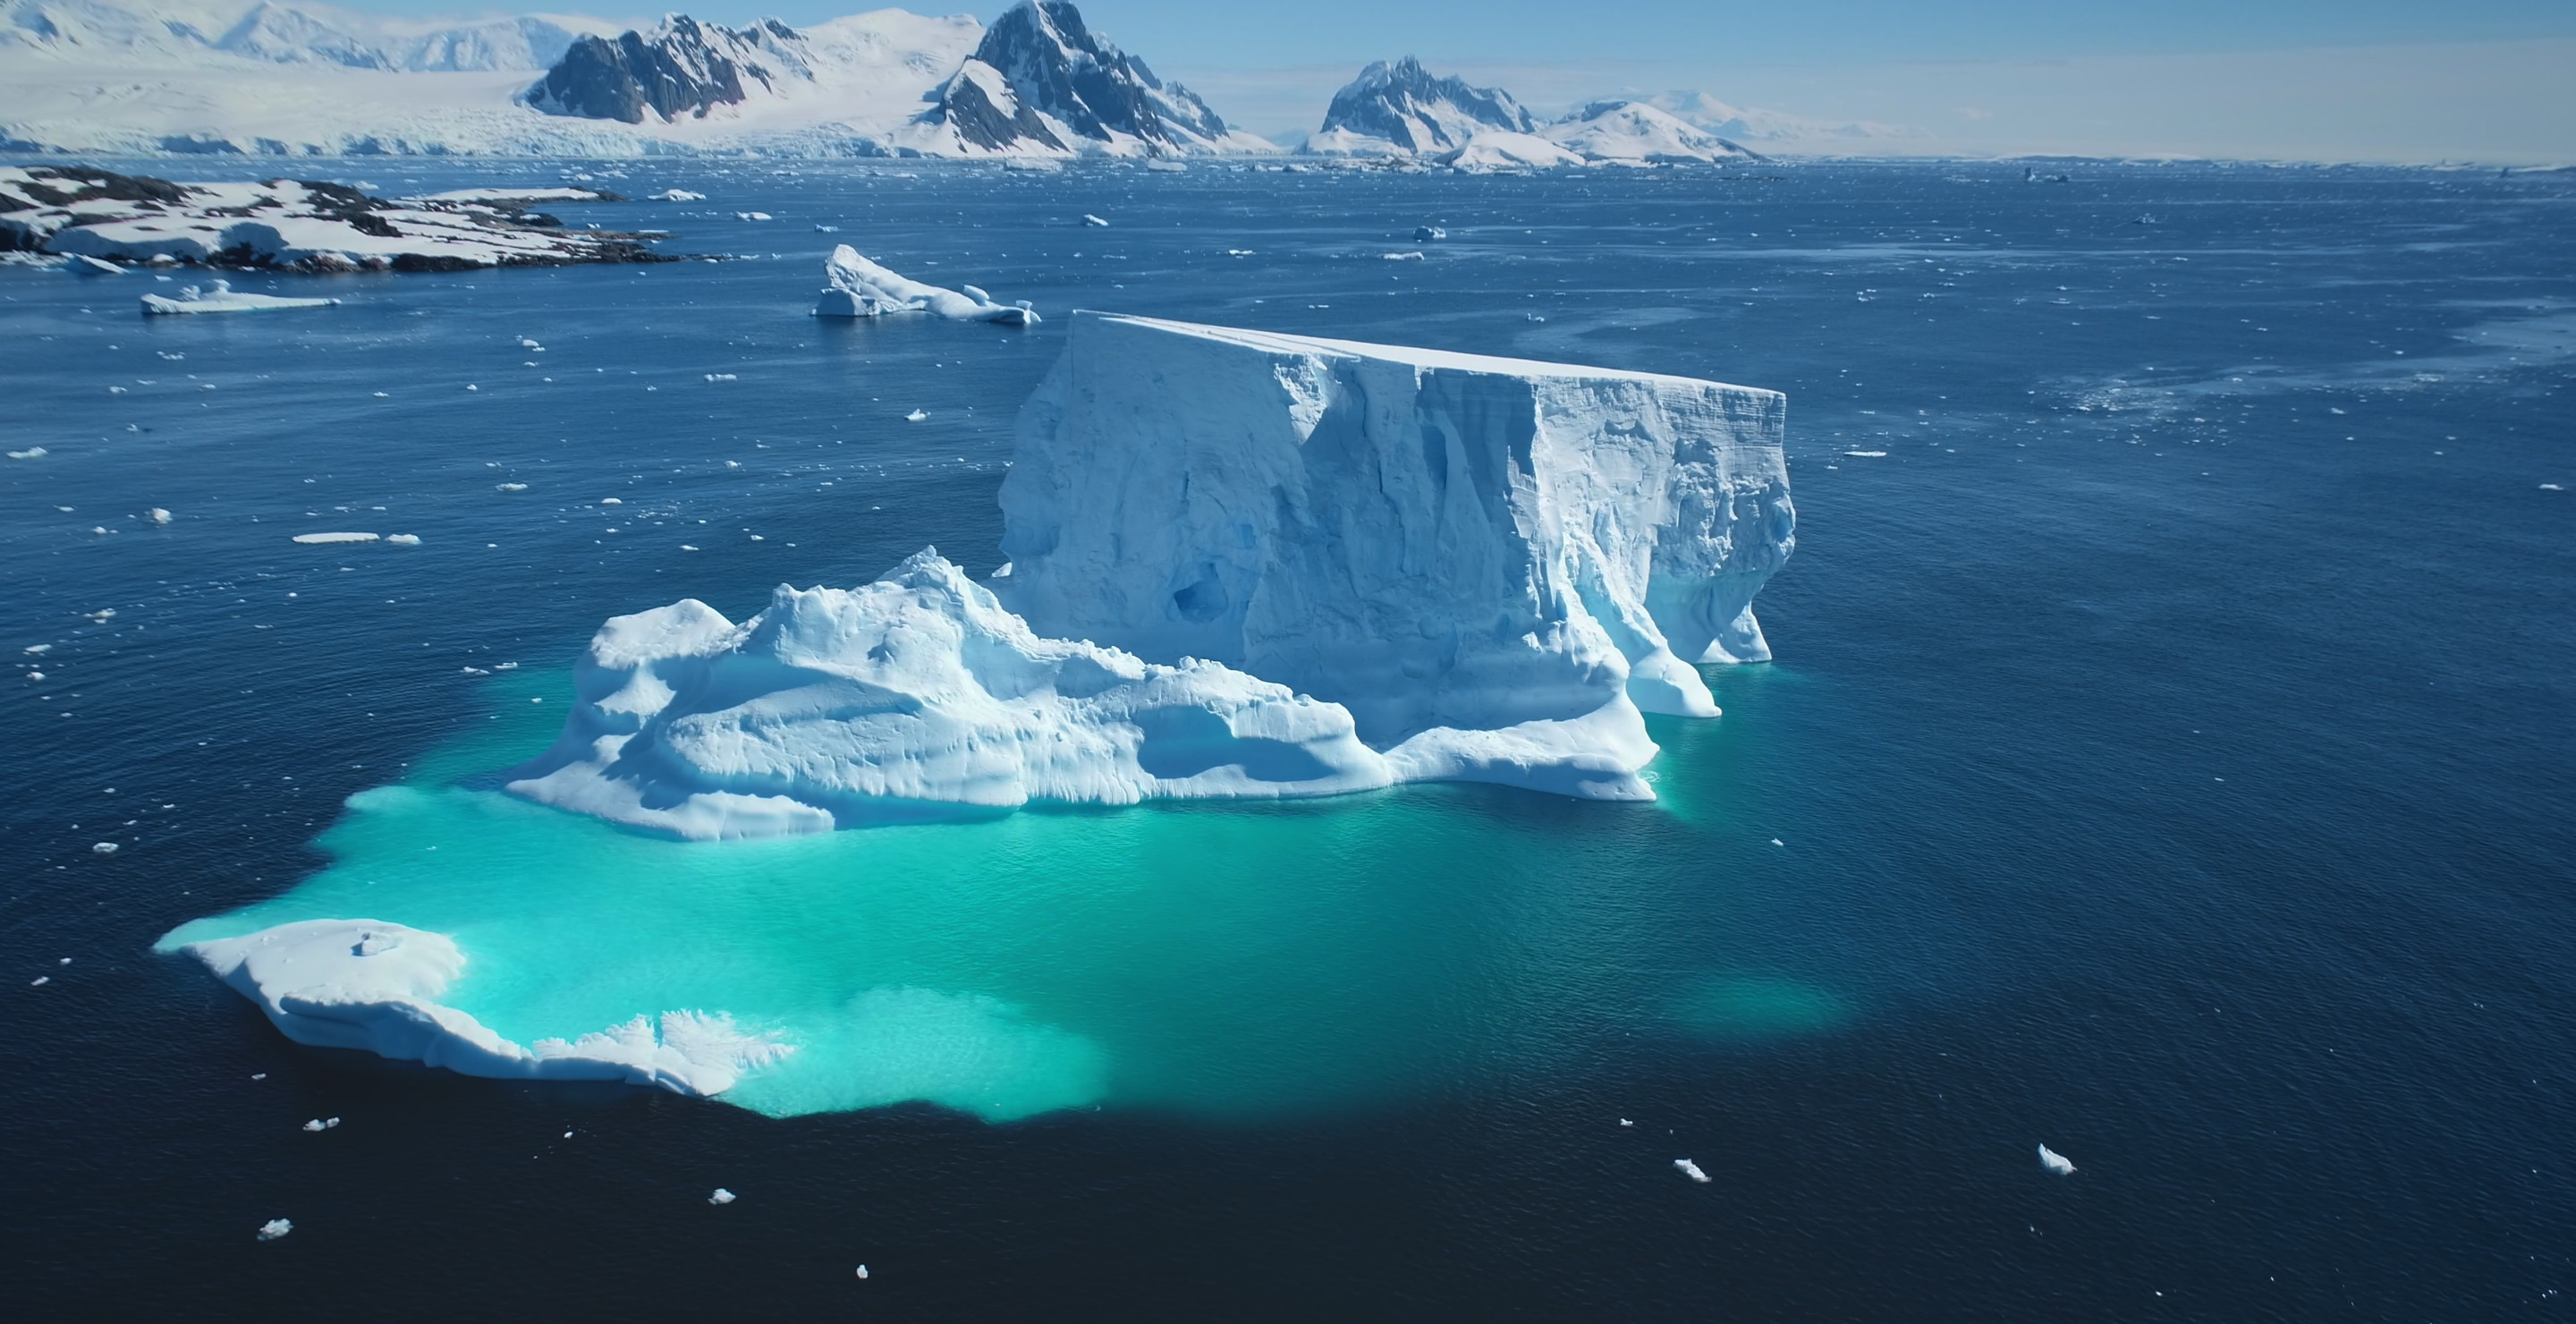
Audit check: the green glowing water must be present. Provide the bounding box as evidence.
[162,669,1848,1120]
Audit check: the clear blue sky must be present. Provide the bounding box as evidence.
[331,0,2576,160]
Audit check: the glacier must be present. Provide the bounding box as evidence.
[509,312,1792,838]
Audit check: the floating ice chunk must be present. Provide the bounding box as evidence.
[1843,450,1887,458]
[735,212,772,222]
[706,373,738,382]
[652,190,706,201]
[2545,483,2564,491]
[30,976,48,986]
[258,1218,292,1241]
[1414,225,1447,242]
[301,1118,326,1132]
[2038,1144,2076,1175]
[905,409,928,421]
[1770,837,1784,846]
[708,1188,736,1205]
[141,281,338,317]
[70,254,124,276]
[1619,1117,1634,1126]
[6,447,47,460]
[1674,1158,1709,1183]
[148,507,172,524]
[1081,214,1110,226]
[26,672,44,682]
[165,919,792,1095]
[600,497,623,505]
[292,532,379,545]
[1382,250,1424,260]
[385,534,421,547]
[811,246,1037,325]
[855,1265,870,1279]
[496,483,529,492]
[92,842,118,854]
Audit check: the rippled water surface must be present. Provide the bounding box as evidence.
[4,159,2572,1319]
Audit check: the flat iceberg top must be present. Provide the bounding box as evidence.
[1084,313,1780,399]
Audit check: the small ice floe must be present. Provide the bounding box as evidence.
[1770,837,1784,846]
[812,245,1037,325]
[652,189,706,201]
[30,976,48,986]
[735,211,772,222]
[1843,450,1888,458]
[1415,225,1447,242]
[1081,213,1110,226]
[461,666,489,675]
[141,281,338,317]
[91,525,114,536]
[855,1265,870,1279]
[91,842,118,854]
[385,534,420,547]
[905,409,928,421]
[1674,1158,1710,1184]
[301,1116,341,1132]
[1619,1118,1634,1127]
[1383,250,1425,261]
[496,482,529,492]
[251,1073,267,1080]
[258,1218,292,1241]
[148,507,172,524]
[2545,483,2564,491]
[292,531,379,545]
[6,446,47,460]
[708,1188,736,1206]
[680,544,699,551]
[26,672,44,681]
[706,373,738,382]
[70,254,125,276]
[2038,1144,2076,1175]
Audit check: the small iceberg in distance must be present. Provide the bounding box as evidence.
[811,244,1036,325]
[2039,1143,2076,1175]
[141,280,339,316]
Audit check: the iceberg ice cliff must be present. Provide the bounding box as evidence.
[811,243,1036,324]
[513,312,1792,837]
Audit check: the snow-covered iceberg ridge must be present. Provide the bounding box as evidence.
[173,919,791,1095]
[513,312,1792,838]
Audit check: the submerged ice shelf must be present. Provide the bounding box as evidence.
[167,310,1794,1108]
[514,311,1794,838]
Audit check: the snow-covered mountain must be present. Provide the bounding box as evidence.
[1541,100,1760,164]
[1315,56,1532,155]
[0,0,1267,157]
[1,0,614,72]
[912,0,1263,155]
[1645,89,1917,153]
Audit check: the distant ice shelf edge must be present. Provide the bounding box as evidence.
[165,311,1792,1102]
[505,311,1794,841]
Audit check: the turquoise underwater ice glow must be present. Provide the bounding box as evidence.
[159,667,1848,1120]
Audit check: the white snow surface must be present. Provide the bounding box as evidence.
[512,313,1791,838]
[174,917,793,1094]
[142,278,338,313]
[810,242,1035,324]
[1437,130,1589,172]
[1542,101,1756,164]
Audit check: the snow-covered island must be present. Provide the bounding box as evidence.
[0,166,671,270]
[507,312,1793,839]
[1307,58,1764,169]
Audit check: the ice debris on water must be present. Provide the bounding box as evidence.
[1081,213,1109,226]
[258,1218,292,1241]
[1843,450,1888,458]
[301,1116,341,1132]
[651,189,705,201]
[1674,1158,1709,1183]
[386,534,421,547]
[708,1188,736,1205]
[855,1265,870,1279]
[30,976,48,986]
[2038,1144,2076,1175]
[6,446,46,460]
[705,373,738,382]
[905,409,928,421]
[1619,1117,1634,1127]
[291,531,378,545]
[142,280,339,316]
[812,245,1036,325]
[496,482,528,492]
[148,507,172,524]
[92,842,118,854]
[734,211,772,221]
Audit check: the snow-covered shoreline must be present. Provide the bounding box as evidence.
[0,166,672,271]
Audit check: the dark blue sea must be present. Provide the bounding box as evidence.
[4,157,2571,1320]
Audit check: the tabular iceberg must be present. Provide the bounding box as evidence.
[512,312,1791,837]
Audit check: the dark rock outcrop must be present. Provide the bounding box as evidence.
[527,17,802,124]
[920,1,1239,154]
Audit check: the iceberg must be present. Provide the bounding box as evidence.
[177,918,792,1095]
[512,311,1792,837]
[141,280,341,316]
[811,244,1037,325]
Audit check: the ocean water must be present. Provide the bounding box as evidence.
[4,159,2572,1319]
